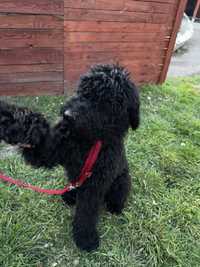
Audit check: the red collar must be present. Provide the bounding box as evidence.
[0,141,102,195]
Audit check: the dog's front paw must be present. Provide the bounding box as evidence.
[25,115,50,147]
[26,126,48,147]
[73,227,99,252]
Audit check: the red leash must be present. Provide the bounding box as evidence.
[0,141,102,195]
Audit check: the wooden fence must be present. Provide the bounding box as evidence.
[0,0,187,95]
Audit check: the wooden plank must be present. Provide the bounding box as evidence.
[64,21,171,33]
[64,65,162,92]
[65,51,165,62]
[64,41,169,52]
[0,71,63,83]
[66,72,161,84]
[122,62,163,71]
[66,31,170,43]
[137,76,160,85]
[0,64,63,73]
[65,0,93,9]
[96,0,126,11]
[0,82,63,96]
[64,8,173,24]
[0,29,63,49]
[65,74,161,93]
[127,72,161,84]
[65,63,162,81]
[132,0,176,3]
[65,62,162,74]
[159,0,187,83]
[124,64,162,84]
[0,0,63,15]
[64,0,124,10]
[65,0,176,14]
[64,46,163,87]
[135,72,160,80]
[64,66,163,82]
[0,48,63,65]
[64,61,162,74]
[0,14,63,29]
[124,0,177,14]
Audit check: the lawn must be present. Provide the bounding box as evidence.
[0,76,200,267]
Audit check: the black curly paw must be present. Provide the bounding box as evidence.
[22,113,49,147]
[61,190,76,206]
[73,227,99,252]
[106,201,124,215]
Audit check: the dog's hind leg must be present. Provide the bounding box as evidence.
[105,170,131,214]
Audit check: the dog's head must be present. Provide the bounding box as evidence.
[61,64,140,141]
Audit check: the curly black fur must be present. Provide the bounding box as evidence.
[0,64,140,252]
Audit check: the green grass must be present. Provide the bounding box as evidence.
[0,76,200,267]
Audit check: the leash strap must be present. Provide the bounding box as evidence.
[0,141,102,195]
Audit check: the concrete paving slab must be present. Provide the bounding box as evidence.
[168,22,200,77]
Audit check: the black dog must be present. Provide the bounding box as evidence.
[0,64,140,251]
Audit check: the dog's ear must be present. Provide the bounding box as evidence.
[127,83,140,130]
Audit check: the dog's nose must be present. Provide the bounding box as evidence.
[63,110,77,122]
[64,110,72,117]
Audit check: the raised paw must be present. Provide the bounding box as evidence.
[73,227,99,252]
